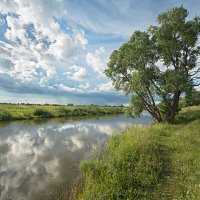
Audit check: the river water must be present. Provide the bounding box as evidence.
[0,115,152,200]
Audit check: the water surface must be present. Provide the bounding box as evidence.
[0,115,152,200]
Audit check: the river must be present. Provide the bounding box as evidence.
[0,115,152,200]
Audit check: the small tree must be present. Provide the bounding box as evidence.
[105,7,200,123]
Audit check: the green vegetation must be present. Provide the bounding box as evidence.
[0,104,123,122]
[105,6,200,123]
[79,105,200,199]
[0,110,13,121]
[33,109,54,118]
[181,89,200,108]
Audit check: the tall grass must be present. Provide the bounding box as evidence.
[79,106,200,199]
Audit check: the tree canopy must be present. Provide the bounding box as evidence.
[105,6,200,123]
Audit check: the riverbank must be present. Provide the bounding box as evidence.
[79,105,200,199]
[0,104,124,122]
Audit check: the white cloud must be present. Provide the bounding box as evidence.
[79,82,90,90]
[1,0,88,55]
[72,67,87,81]
[56,83,77,92]
[9,59,38,83]
[195,85,200,91]
[98,81,114,92]
[48,33,75,60]
[74,30,88,49]
[69,65,88,81]
[0,0,64,40]
[0,0,129,104]
[0,58,12,73]
[50,21,60,32]
[0,1,93,102]
[0,0,88,88]
[86,47,106,75]
[0,40,57,83]
[5,16,28,44]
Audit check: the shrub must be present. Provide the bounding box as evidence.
[33,109,53,118]
[58,108,71,117]
[0,110,13,121]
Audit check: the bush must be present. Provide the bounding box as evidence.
[0,110,13,121]
[184,89,200,107]
[33,109,53,118]
[58,108,71,117]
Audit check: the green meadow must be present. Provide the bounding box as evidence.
[79,105,200,199]
[0,104,124,121]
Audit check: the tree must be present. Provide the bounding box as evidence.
[105,7,200,123]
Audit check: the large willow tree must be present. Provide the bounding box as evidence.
[105,7,200,123]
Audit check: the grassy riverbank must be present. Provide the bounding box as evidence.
[0,104,123,122]
[79,105,200,199]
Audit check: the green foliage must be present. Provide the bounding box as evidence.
[105,6,200,123]
[184,89,200,107]
[33,109,53,118]
[79,106,200,200]
[0,110,13,121]
[124,95,144,117]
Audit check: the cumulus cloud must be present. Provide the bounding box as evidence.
[71,67,87,81]
[98,81,114,92]
[86,47,106,75]
[48,33,75,60]
[68,65,88,82]
[0,40,57,84]
[5,15,27,43]
[74,30,88,48]
[0,0,90,96]
[0,0,131,104]
[0,0,65,40]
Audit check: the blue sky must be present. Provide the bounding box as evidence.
[0,0,199,105]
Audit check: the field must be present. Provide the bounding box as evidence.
[0,104,124,121]
[79,106,200,199]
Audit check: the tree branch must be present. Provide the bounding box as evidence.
[166,47,178,69]
[189,67,200,76]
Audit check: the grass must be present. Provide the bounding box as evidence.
[0,104,124,122]
[79,105,200,199]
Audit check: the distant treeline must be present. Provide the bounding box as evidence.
[0,104,124,122]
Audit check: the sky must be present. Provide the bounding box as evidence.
[0,0,199,105]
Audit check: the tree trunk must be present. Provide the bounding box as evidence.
[165,91,181,123]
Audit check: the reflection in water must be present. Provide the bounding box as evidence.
[0,115,152,200]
